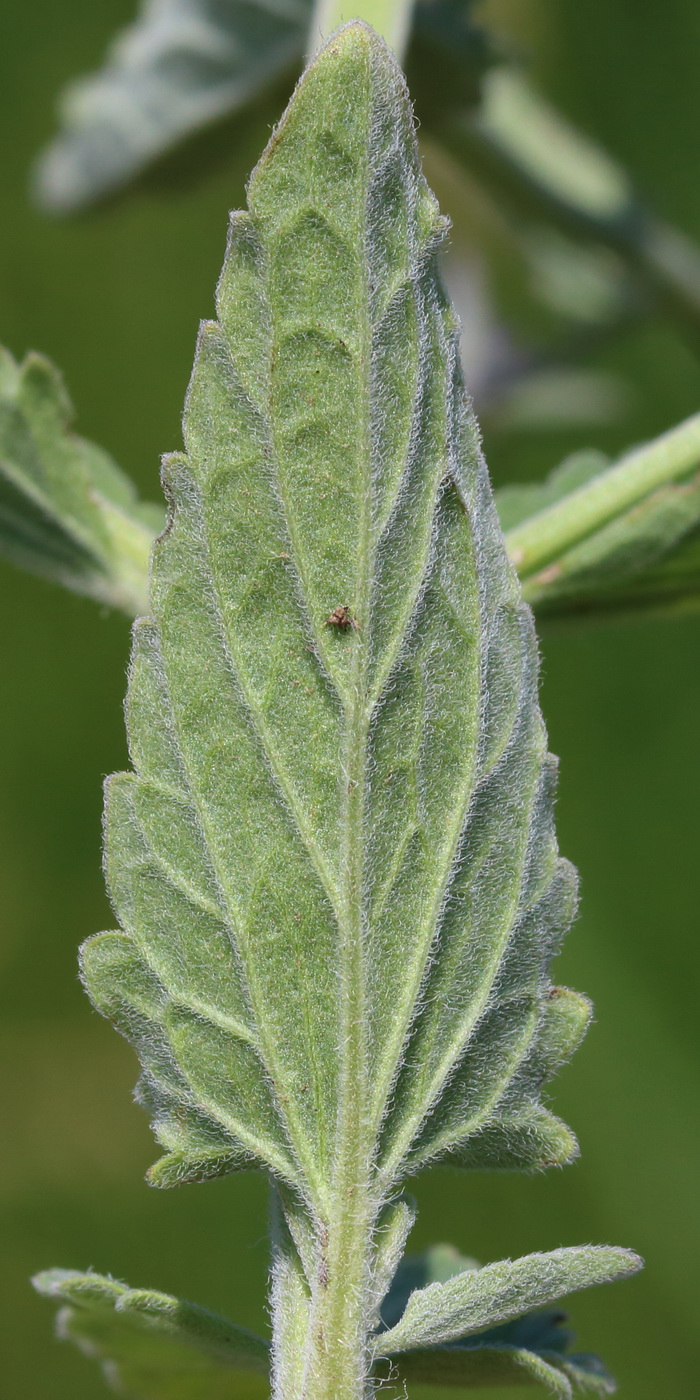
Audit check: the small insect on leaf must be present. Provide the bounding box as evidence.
[324,605,360,631]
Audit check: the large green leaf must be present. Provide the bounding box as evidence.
[33,1270,269,1400]
[0,346,160,612]
[78,20,589,1214]
[81,21,585,1203]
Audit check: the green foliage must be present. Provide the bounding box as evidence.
[34,1251,636,1399]
[376,1244,622,1397]
[375,1246,640,1353]
[0,346,161,613]
[32,1270,269,1399]
[503,415,700,621]
[36,23,640,1400]
[83,17,582,1197]
[33,0,314,214]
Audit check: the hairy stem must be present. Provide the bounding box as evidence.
[505,409,700,578]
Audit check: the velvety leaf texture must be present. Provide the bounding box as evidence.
[374,1245,641,1353]
[374,1244,637,1396]
[82,22,585,1208]
[33,1270,269,1400]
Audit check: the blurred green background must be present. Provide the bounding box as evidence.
[1,1,699,1396]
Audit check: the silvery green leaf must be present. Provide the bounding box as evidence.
[78,20,590,1210]
[385,1342,613,1396]
[0,346,160,613]
[376,1260,619,1396]
[79,21,587,1202]
[374,1246,642,1356]
[33,1269,269,1400]
[33,0,313,214]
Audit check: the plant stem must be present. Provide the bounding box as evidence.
[95,499,154,615]
[306,0,416,62]
[430,67,700,341]
[505,409,700,578]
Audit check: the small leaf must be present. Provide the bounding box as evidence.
[383,1343,575,1396]
[369,1196,417,1329]
[33,0,313,213]
[376,1284,619,1396]
[520,473,700,621]
[0,346,160,612]
[374,1245,642,1355]
[33,1269,269,1400]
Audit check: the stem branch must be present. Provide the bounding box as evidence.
[505,410,700,578]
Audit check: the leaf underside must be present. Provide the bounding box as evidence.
[82,23,586,1207]
[375,1245,629,1397]
[375,1244,641,1354]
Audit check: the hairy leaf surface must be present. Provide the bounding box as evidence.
[0,346,160,612]
[374,1246,641,1354]
[33,1270,269,1400]
[82,23,585,1209]
[374,1244,631,1395]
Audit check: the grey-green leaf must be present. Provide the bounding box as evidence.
[385,1347,568,1396]
[33,0,313,213]
[376,1258,622,1397]
[386,1343,614,1396]
[81,22,585,1206]
[0,346,160,612]
[374,1246,642,1355]
[33,1269,269,1400]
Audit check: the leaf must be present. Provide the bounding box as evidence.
[373,1245,642,1355]
[385,1342,613,1396]
[374,1248,625,1395]
[76,20,593,1216]
[32,1269,269,1400]
[33,0,313,213]
[80,21,587,1206]
[0,346,160,612]
[384,1345,571,1395]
